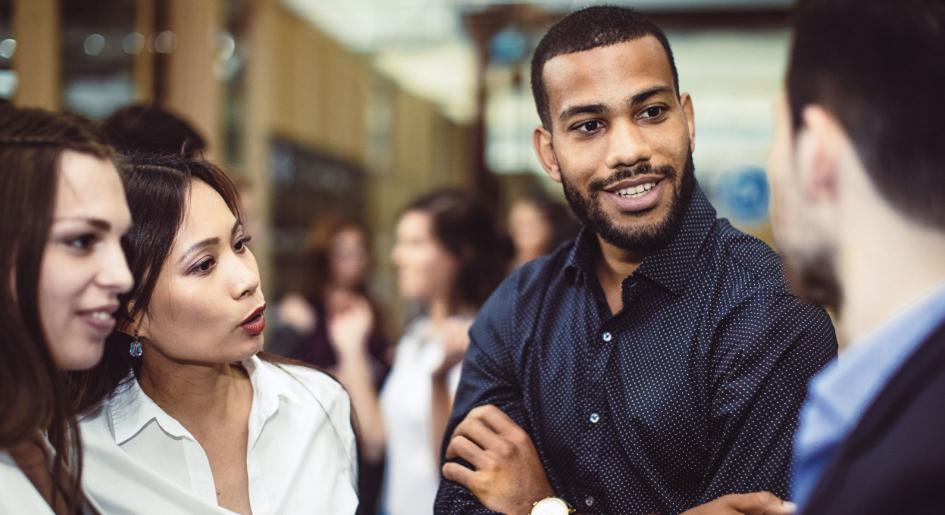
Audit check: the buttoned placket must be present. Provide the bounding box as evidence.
[578,274,649,513]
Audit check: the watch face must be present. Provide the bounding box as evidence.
[532,498,570,515]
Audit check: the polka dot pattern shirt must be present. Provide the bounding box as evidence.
[434,186,838,515]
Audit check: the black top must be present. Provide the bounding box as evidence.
[434,186,838,515]
[802,321,945,515]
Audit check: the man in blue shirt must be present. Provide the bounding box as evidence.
[767,0,945,513]
[434,7,837,515]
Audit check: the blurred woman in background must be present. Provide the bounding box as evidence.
[0,106,133,514]
[71,154,357,514]
[272,217,391,514]
[507,195,580,268]
[331,189,511,515]
[273,217,390,379]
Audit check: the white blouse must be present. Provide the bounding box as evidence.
[0,450,56,514]
[79,355,358,515]
[0,450,105,514]
[380,318,462,515]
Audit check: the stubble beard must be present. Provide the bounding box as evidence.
[775,222,843,313]
[560,152,697,254]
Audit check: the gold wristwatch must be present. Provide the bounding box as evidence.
[530,497,576,515]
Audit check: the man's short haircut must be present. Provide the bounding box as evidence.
[788,0,945,230]
[530,6,679,131]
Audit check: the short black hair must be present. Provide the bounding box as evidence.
[101,104,207,156]
[530,6,679,130]
[788,0,945,230]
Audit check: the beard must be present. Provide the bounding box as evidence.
[778,238,843,313]
[560,152,696,254]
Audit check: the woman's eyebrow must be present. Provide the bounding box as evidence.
[179,237,220,265]
[53,217,111,231]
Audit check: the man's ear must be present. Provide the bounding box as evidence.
[679,92,695,153]
[796,105,845,202]
[533,125,561,183]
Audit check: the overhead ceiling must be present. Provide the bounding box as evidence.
[278,0,795,122]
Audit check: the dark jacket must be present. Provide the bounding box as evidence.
[803,321,945,515]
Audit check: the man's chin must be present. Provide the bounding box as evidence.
[782,248,843,312]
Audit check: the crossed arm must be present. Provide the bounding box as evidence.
[442,405,795,515]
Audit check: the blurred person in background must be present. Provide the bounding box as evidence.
[508,195,581,268]
[767,0,945,513]
[101,103,207,156]
[330,189,511,515]
[71,154,357,514]
[435,7,836,515]
[271,217,392,515]
[0,106,133,514]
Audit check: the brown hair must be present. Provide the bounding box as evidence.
[403,189,512,311]
[0,105,114,513]
[70,153,306,412]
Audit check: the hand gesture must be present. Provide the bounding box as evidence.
[442,405,555,515]
[433,315,473,378]
[326,291,374,360]
[678,493,795,515]
[277,293,318,334]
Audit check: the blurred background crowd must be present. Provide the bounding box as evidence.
[0,1,795,513]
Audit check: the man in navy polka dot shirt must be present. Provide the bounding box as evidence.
[434,7,837,515]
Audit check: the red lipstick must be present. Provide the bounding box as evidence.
[240,304,266,335]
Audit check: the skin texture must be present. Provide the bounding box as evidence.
[532,37,694,315]
[445,39,792,515]
[39,150,133,370]
[134,179,263,515]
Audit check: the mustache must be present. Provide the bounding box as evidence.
[588,162,679,193]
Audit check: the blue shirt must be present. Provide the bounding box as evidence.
[435,186,838,515]
[792,281,945,512]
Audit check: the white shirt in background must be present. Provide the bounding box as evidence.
[380,317,462,515]
[79,355,358,515]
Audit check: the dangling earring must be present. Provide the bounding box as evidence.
[130,330,143,358]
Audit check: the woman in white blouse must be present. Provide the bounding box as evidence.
[329,190,510,515]
[0,107,133,514]
[70,153,357,514]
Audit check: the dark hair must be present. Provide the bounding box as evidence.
[101,104,207,156]
[531,6,679,130]
[788,0,945,230]
[403,190,512,310]
[70,154,302,412]
[0,106,114,512]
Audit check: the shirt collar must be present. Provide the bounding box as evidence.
[797,280,945,456]
[564,183,717,295]
[109,355,303,446]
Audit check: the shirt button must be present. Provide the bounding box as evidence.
[601,332,612,342]
[585,496,595,507]
[589,413,600,424]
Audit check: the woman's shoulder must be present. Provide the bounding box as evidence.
[0,451,56,514]
[258,357,349,409]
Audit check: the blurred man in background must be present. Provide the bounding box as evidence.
[768,0,945,513]
[435,6,836,515]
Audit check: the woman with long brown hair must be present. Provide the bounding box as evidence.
[0,106,133,513]
[71,153,357,514]
[331,189,511,515]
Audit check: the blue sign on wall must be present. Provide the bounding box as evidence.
[717,166,770,224]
